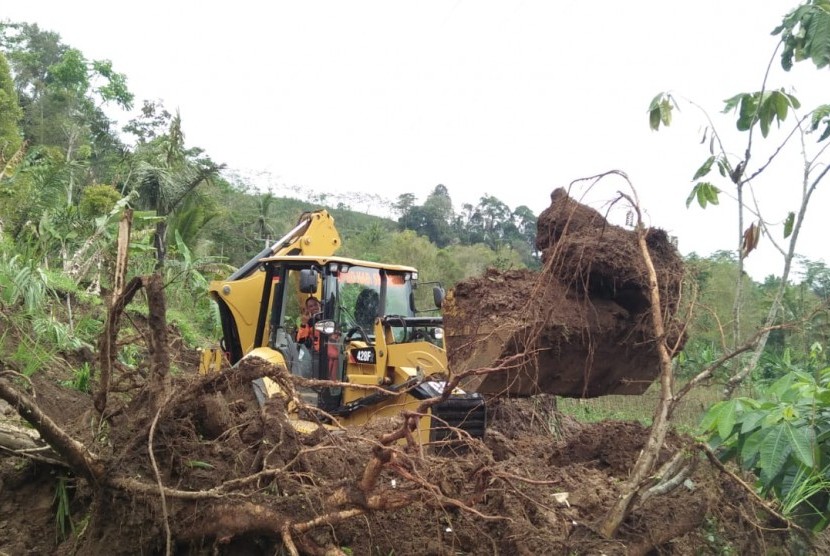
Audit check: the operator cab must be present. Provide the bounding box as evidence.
[253,256,444,410]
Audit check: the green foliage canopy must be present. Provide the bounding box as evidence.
[79,184,121,218]
[774,0,830,70]
[0,50,22,161]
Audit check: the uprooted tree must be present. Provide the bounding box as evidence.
[442,174,802,539]
[1,270,502,555]
[443,176,693,538]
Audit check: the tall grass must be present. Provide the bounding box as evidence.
[53,474,74,541]
[779,465,830,530]
[557,382,753,432]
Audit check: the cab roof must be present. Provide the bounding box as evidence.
[258,254,418,273]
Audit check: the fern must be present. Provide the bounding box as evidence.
[0,254,49,311]
[32,316,88,351]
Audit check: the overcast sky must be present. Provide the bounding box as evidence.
[4,1,829,280]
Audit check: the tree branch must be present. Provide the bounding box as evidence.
[0,375,104,481]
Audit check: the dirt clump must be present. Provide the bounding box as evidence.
[0,342,806,556]
[445,187,685,397]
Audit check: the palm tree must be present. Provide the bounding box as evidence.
[128,113,223,268]
[256,192,277,247]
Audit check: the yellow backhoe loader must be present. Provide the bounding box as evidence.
[201,208,672,444]
[201,210,486,444]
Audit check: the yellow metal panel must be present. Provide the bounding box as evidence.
[346,374,383,385]
[385,342,448,375]
[338,392,432,446]
[198,348,224,375]
[209,271,270,354]
[260,255,417,274]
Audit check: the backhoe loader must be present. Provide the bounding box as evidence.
[201,210,486,444]
[202,206,675,444]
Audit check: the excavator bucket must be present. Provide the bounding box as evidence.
[443,188,685,398]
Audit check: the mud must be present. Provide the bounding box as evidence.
[445,187,685,397]
[0,384,804,555]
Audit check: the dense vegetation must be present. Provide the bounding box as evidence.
[0,21,540,347]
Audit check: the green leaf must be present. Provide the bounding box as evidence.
[741,427,770,465]
[775,2,830,70]
[811,104,830,142]
[688,182,720,209]
[781,404,800,422]
[783,422,815,468]
[648,93,674,130]
[716,158,729,177]
[649,108,661,130]
[185,460,214,469]
[816,389,830,406]
[696,186,708,208]
[759,423,793,482]
[648,93,665,130]
[703,183,720,205]
[728,90,798,137]
[722,93,744,114]
[701,399,741,440]
[737,94,758,131]
[773,90,790,121]
[787,92,801,110]
[692,156,716,180]
[804,5,830,69]
[685,184,699,209]
[660,99,673,126]
[700,400,727,432]
[783,212,795,238]
[811,104,830,127]
[648,93,664,111]
[759,94,773,137]
[740,409,768,435]
[768,372,798,399]
[814,424,830,443]
[129,242,156,253]
[753,90,798,138]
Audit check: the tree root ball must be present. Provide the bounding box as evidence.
[444,187,686,397]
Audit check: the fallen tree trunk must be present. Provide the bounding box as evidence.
[0,420,66,466]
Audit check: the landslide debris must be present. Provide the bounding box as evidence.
[444,187,685,397]
[0,389,800,556]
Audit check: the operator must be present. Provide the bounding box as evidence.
[326,328,341,381]
[296,296,322,351]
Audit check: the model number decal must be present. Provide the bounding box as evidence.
[352,348,376,364]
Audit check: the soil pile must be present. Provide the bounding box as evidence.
[444,187,685,397]
[0,386,804,555]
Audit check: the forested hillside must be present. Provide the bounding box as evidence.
[0,21,548,345]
